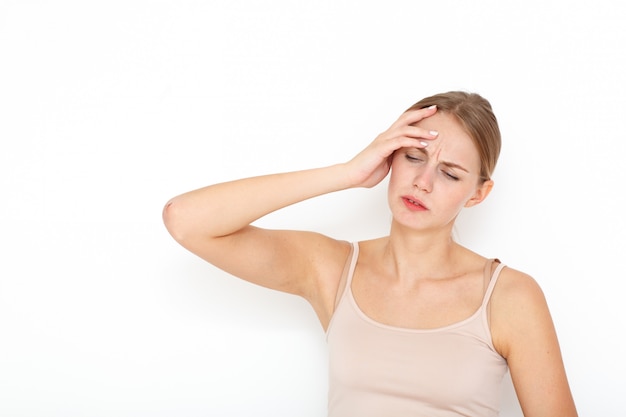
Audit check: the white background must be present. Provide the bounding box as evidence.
[1,1,625,415]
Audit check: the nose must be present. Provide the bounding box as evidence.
[413,167,434,193]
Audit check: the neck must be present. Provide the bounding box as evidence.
[383,220,468,282]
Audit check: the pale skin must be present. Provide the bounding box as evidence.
[163,106,577,416]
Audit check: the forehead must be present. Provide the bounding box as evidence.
[414,112,470,142]
[414,112,479,167]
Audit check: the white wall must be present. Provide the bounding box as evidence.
[1,1,624,415]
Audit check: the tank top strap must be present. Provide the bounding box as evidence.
[346,242,359,286]
[333,242,360,309]
[481,259,506,307]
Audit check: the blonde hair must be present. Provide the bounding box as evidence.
[406,91,501,182]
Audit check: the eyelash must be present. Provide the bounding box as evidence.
[405,155,423,163]
[405,154,460,181]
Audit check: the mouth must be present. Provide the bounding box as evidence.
[402,196,428,211]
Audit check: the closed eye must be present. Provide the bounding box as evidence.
[405,154,424,163]
[443,170,460,181]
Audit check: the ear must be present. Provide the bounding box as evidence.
[464,179,494,208]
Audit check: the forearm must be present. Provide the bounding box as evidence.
[163,163,353,241]
[163,106,440,244]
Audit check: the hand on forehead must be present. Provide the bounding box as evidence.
[412,113,480,173]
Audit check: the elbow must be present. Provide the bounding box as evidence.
[162,197,189,244]
[163,194,228,247]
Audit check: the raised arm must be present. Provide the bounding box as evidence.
[162,165,355,305]
[162,106,439,327]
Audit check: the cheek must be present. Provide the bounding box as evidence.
[457,187,480,208]
[388,162,408,185]
[439,184,476,209]
[387,168,402,197]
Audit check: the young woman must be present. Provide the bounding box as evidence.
[163,91,577,416]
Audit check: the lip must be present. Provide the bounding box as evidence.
[401,195,428,211]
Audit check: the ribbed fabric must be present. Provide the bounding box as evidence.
[326,242,508,417]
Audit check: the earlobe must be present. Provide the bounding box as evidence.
[465,180,494,208]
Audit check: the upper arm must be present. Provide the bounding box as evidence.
[167,219,350,326]
[188,225,347,295]
[491,269,578,417]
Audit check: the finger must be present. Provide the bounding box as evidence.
[398,136,433,149]
[394,104,438,127]
[384,134,433,154]
[379,128,437,152]
[399,125,439,141]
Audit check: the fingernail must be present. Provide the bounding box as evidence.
[429,130,438,136]
[420,141,429,147]
[428,105,437,109]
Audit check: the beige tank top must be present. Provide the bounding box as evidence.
[326,242,508,417]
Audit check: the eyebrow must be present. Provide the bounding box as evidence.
[412,147,470,173]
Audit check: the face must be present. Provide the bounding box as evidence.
[387,112,493,232]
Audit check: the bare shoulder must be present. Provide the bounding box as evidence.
[492,266,545,303]
[490,266,551,358]
[298,233,352,328]
[302,231,353,288]
[490,265,579,415]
